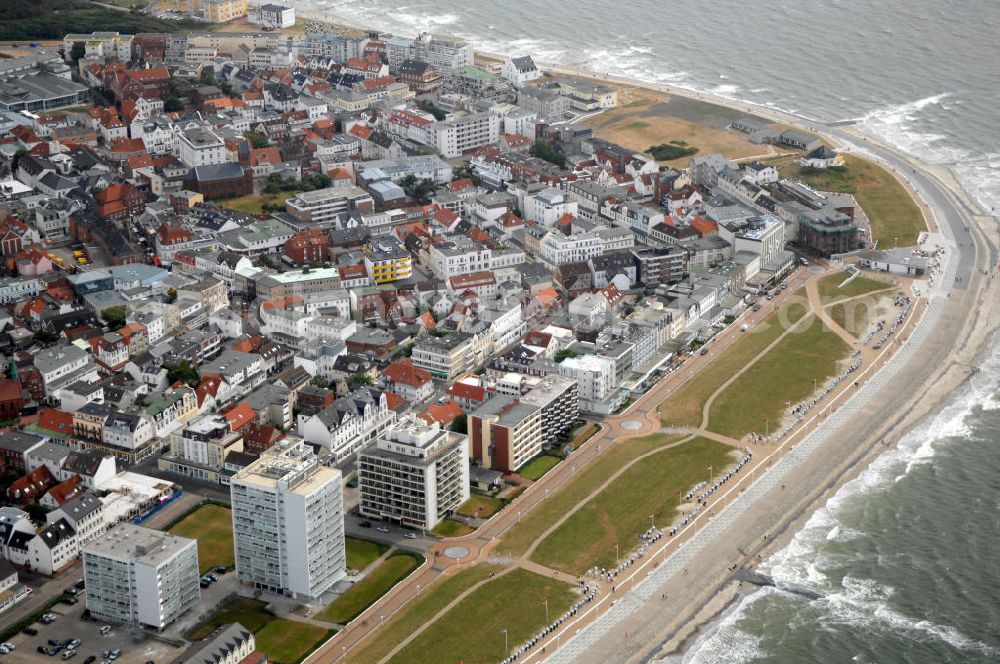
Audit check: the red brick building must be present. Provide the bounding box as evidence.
[0,380,25,420]
[283,228,329,266]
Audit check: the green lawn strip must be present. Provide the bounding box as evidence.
[828,301,873,338]
[255,619,334,664]
[431,518,474,538]
[568,423,600,450]
[708,315,851,439]
[221,190,298,215]
[815,272,895,302]
[517,455,561,481]
[496,434,684,558]
[530,437,732,575]
[780,154,925,246]
[456,494,503,518]
[391,569,576,664]
[187,598,271,640]
[346,565,499,664]
[166,503,234,573]
[346,537,389,572]
[659,303,809,427]
[317,553,423,625]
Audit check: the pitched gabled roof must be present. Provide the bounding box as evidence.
[383,358,431,389]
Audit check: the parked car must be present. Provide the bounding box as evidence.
[403,532,418,540]
[359,520,372,528]
[62,651,77,660]
[83,657,96,664]
[376,526,390,533]
[214,566,227,574]
[99,625,110,635]
[23,627,38,636]
[3,642,17,650]
[0,645,10,654]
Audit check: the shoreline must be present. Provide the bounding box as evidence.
[287,9,1000,662]
[296,6,993,222]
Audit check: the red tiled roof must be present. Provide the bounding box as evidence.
[224,403,256,431]
[419,400,463,426]
[110,138,146,154]
[447,381,486,403]
[384,358,431,389]
[384,391,407,412]
[349,125,373,140]
[46,474,83,506]
[36,408,73,436]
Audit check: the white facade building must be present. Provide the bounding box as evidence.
[428,112,500,158]
[82,524,200,630]
[358,416,469,530]
[230,439,346,601]
[176,124,227,168]
[523,188,578,226]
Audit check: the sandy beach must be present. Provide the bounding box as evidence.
[286,9,1000,662]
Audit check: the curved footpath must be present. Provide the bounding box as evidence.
[538,130,999,663]
[288,14,999,663]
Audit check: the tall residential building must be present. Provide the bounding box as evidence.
[363,236,412,284]
[358,416,469,530]
[230,439,346,601]
[428,112,500,159]
[82,523,200,631]
[470,395,543,473]
[520,375,579,446]
[177,125,227,168]
[189,0,248,23]
[285,186,374,224]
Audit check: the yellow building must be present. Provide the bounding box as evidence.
[189,0,248,23]
[554,76,618,110]
[364,237,412,284]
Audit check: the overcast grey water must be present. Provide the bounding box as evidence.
[301,0,1000,661]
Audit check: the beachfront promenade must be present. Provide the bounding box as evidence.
[540,130,994,664]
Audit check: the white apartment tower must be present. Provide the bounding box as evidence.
[358,416,469,530]
[230,439,346,601]
[82,523,200,631]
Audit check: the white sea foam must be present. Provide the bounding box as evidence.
[679,589,772,664]
[820,575,1000,657]
[686,342,1000,660]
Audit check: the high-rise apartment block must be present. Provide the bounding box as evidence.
[230,439,345,601]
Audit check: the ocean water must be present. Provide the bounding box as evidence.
[297,0,1000,660]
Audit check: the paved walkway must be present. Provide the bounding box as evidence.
[309,264,927,664]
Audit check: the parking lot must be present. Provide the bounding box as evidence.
[3,599,183,664]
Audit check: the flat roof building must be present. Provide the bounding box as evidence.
[230,438,345,601]
[358,415,469,530]
[82,523,199,631]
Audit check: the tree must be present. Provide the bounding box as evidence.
[164,97,183,113]
[24,502,48,523]
[165,287,177,303]
[199,69,218,87]
[33,329,58,345]
[554,348,578,362]
[101,305,127,331]
[11,148,28,173]
[531,140,568,169]
[350,372,373,387]
[70,41,86,62]
[449,412,468,435]
[310,375,329,388]
[244,130,270,149]
[164,360,199,387]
